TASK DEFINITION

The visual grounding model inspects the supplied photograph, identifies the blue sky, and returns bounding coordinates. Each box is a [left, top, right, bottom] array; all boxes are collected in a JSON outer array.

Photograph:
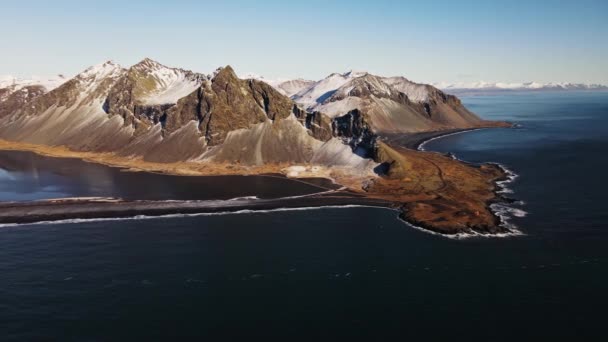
[[1, 0, 607, 83]]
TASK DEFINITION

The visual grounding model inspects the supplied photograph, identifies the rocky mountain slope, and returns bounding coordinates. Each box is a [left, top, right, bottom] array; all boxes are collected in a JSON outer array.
[[0, 75, 68, 118]]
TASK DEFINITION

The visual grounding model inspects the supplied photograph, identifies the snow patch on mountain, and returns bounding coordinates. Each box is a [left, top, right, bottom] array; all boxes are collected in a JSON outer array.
[[74, 61, 126, 104], [313, 97, 364, 118], [276, 79, 316, 97], [134, 59, 207, 105], [291, 71, 435, 114], [383, 76, 429, 102], [239, 73, 314, 97], [292, 72, 353, 109], [79, 61, 123, 81], [141, 71, 203, 106]]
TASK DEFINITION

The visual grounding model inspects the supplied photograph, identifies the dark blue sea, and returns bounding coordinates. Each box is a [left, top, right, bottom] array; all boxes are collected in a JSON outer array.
[[1, 92, 607, 340]]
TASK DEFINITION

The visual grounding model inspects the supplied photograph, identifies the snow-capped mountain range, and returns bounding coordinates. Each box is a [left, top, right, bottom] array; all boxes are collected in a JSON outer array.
[[8, 57, 596, 157], [242, 70, 431, 112], [5, 70, 604, 104], [432, 81, 608, 92], [0, 58, 500, 167]]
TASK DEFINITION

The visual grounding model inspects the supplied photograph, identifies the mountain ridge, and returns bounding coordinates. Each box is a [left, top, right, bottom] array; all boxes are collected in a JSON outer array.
[[0, 57, 507, 166]]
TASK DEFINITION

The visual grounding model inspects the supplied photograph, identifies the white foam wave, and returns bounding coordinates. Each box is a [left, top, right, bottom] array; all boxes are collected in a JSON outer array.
[[0, 205, 392, 228], [401, 220, 524, 240], [491, 204, 527, 218], [487, 163, 526, 234], [227, 196, 260, 201]]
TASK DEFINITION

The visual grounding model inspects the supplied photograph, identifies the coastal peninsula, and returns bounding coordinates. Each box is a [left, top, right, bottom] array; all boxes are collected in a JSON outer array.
[[0, 59, 514, 236]]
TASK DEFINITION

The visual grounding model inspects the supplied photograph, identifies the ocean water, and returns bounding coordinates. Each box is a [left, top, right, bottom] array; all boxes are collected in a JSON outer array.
[[422, 92, 608, 236], [1, 92, 607, 340], [0, 151, 331, 201]]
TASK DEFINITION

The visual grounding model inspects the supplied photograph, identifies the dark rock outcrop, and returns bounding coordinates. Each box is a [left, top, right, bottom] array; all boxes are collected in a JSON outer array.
[[332, 109, 376, 158], [293, 105, 332, 142], [167, 66, 295, 146]]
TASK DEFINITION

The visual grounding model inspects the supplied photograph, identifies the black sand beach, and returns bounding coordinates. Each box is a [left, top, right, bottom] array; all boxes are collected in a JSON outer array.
[[382, 128, 490, 150], [0, 193, 392, 225]]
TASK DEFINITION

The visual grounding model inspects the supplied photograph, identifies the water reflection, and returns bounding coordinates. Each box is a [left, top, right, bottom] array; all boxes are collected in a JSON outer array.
[[0, 151, 328, 202]]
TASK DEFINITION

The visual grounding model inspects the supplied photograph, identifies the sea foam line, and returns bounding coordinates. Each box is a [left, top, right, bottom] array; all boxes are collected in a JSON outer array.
[[0, 205, 394, 228], [402, 220, 524, 240]]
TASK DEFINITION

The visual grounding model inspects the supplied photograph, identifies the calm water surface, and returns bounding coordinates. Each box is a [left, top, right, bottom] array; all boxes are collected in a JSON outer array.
[[1, 92, 607, 340], [0, 151, 328, 201]]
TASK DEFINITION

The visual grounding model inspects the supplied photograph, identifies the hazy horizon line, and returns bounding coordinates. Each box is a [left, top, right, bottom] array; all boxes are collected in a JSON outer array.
[[1, 57, 606, 87]]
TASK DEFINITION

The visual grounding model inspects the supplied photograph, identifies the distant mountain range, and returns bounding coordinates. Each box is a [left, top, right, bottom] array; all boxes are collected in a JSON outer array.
[[431, 81, 608, 95], [0, 75, 68, 91]]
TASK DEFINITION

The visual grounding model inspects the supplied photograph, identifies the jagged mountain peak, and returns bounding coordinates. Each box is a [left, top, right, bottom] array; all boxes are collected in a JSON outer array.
[[291, 70, 391, 110], [128, 58, 208, 81], [210, 66, 241, 90], [213, 65, 238, 80], [326, 73, 394, 103], [129, 58, 198, 76], [131, 58, 173, 72], [383, 76, 430, 103], [342, 70, 369, 78], [137, 57, 159, 64], [115, 59, 208, 106], [323, 70, 369, 80], [292, 72, 355, 108], [78, 61, 124, 79]]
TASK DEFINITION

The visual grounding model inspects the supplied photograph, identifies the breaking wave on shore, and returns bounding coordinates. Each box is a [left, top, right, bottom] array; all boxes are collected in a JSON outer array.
[[0, 205, 395, 228], [490, 163, 527, 235]]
